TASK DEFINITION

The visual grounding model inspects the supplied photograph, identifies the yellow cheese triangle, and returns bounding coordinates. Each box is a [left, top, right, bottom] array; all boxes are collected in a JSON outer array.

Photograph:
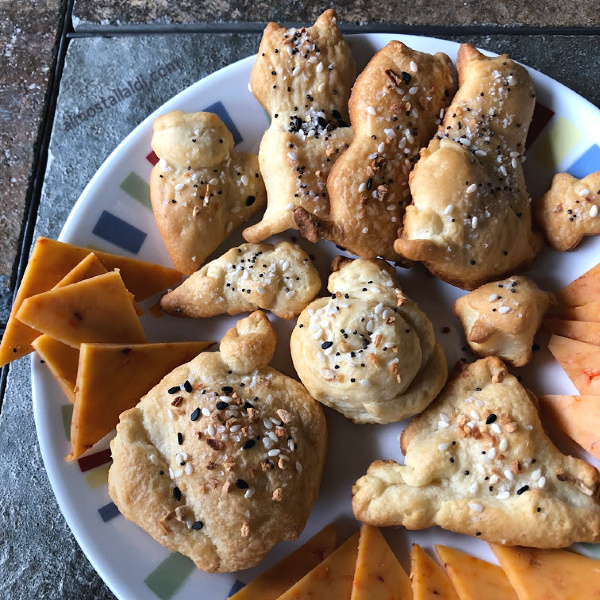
[[230, 524, 337, 600], [411, 544, 459, 600], [559, 263, 600, 307], [435, 545, 517, 600], [68, 340, 211, 460], [490, 544, 600, 600], [351, 524, 412, 600], [538, 394, 600, 461], [558, 300, 600, 322], [16, 272, 147, 348], [31, 335, 79, 403], [55, 252, 108, 286], [548, 334, 600, 395], [0, 238, 180, 366], [544, 319, 600, 346], [276, 532, 360, 600]]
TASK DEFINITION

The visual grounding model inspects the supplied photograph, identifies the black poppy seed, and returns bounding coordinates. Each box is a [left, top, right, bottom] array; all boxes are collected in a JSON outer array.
[[299, 324, 304, 328], [183, 380, 193, 393], [464, 470, 470, 475], [216, 401, 229, 410], [173, 487, 182, 501], [475, 387, 482, 391], [192, 521, 204, 530], [537, 507, 542, 512], [222, 386, 233, 393], [235, 479, 249, 490], [517, 485, 530, 495], [486, 414, 497, 425], [452, 441, 456, 445], [168, 386, 180, 394], [159, 470, 164, 475], [449, 457, 455, 463], [321, 341, 333, 350], [243, 440, 256, 450], [351, 378, 356, 383], [246, 195, 256, 206], [532, 343, 540, 352], [190, 408, 200, 421], [476, 532, 481, 536]]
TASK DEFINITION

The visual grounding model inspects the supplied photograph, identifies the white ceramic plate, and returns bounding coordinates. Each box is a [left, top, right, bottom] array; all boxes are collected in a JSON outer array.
[[32, 33, 600, 600]]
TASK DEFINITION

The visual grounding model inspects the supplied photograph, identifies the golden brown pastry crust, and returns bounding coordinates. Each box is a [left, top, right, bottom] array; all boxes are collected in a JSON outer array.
[[534, 171, 600, 251], [453, 276, 555, 367], [395, 44, 543, 290], [352, 357, 600, 548], [160, 241, 322, 320], [242, 9, 355, 243], [150, 111, 266, 274], [290, 258, 447, 423], [109, 312, 327, 572], [295, 41, 455, 261]]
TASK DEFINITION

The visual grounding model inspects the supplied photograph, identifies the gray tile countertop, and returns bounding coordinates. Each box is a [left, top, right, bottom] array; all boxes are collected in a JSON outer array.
[[0, 13, 599, 600]]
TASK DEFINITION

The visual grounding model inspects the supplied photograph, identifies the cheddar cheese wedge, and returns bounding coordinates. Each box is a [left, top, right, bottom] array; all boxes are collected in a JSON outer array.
[[548, 335, 600, 395], [558, 262, 600, 307], [276, 532, 360, 600], [435, 545, 517, 600], [68, 340, 212, 460], [230, 524, 337, 600], [490, 544, 600, 600], [556, 300, 600, 323], [351, 525, 411, 600], [544, 319, 600, 346], [411, 544, 458, 600], [31, 335, 79, 403]]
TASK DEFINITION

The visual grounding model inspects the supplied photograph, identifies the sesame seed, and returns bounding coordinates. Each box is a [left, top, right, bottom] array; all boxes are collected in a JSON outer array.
[[410, 60, 418, 72], [185, 463, 193, 475], [537, 476, 546, 488], [174, 183, 185, 191], [262, 437, 274, 449], [367, 106, 376, 115], [287, 151, 298, 160], [517, 485, 529, 495], [471, 216, 478, 229], [489, 474, 499, 484], [207, 424, 215, 436], [444, 204, 454, 215], [408, 86, 418, 95], [296, 461, 303, 473], [499, 438, 508, 451], [498, 306, 510, 314], [231, 425, 242, 433], [469, 482, 479, 494], [360, 379, 372, 387], [285, 202, 295, 210], [466, 183, 477, 194], [438, 421, 449, 429], [579, 188, 590, 197], [491, 423, 502, 434], [438, 443, 450, 451], [201, 407, 211, 417], [590, 205, 599, 217], [149, 454, 158, 465], [504, 469, 514, 481], [168, 386, 181, 395], [469, 502, 484, 512], [268, 449, 281, 457], [488, 294, 498, 301], [440, 413, 450, 423], [497, 491, 510, 500], [209, 178, 219, 185], [190, 408, 200, 421], [244, 487, 255, 499]]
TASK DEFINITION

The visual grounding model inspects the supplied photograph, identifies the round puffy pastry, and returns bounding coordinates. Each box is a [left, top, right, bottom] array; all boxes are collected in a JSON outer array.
[[290, 258, 447, 424], [108, 311, 327, 572]]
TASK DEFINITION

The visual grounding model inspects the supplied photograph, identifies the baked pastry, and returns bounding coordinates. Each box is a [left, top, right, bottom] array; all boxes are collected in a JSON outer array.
[[109, 311, 327, 572], [242, 9, 355, 243], [395, 44, 543, 290], [453, 275, 554, 367], [295, 41, 455, 261], [352, 357, 600, 548], [534, 171, 600, 251], [160, 241, 322, 320], [150, 111, 267, 274], [290, 257, 447, 424]]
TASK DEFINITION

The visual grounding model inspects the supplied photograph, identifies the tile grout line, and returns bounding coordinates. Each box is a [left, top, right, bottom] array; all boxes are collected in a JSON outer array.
[[0, 0, 75, 415]]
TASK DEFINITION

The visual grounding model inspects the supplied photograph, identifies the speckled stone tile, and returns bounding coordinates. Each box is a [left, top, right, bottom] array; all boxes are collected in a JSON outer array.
[[0, 0, 62, 325], [2, 30, 599, 600], [72, 0, 600, 31]]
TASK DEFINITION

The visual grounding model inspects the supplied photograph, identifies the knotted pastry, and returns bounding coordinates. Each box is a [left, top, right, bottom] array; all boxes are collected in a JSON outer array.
[[109, 311, 327, 572], [295, 41, 455, 261], [454, 275, 554, 367], [242, 9, 355, 243], [150, 111, 266, 274], [352, 357, 600, 548], [395, 44, 543, 290], [290, 257, 447, 424], [534, 171, 600, 251], [160, 241, 321, 320]]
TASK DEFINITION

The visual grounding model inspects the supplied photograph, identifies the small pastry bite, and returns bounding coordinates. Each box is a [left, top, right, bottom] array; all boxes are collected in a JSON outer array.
[[160, 241, 321, 320], [295, 41, 455, 261], [290, 258, 447, 424], [150, 111, 266, 274], [395, 44, 543, 290], [453, 276, 554, 367], [242, 9, 355, 244], [534, 171, 600, 251], [352, 357, 600, 548], [109, 311, 327, 572]]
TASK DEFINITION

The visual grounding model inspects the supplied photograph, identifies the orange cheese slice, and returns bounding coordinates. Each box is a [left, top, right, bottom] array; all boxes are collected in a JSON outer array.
[[538, 394, 600, 461], [411, 544, 458, 600], [276, 532, 360, 600], [16, 272, 147, 348], [230, 524, 337, 600], [435, 545, 517, 600], [490, 544, 600, 600], [544, 319, 600, 346], [351, 524, 411, 600], [55, 252, 108, 287], [559, 262, 600, 307], [31, 335, 79, 403], [556, 300, 600, 322], [548, 334, 600, 395], [0, 237, 180, 366], [68, 340, 211, 460]]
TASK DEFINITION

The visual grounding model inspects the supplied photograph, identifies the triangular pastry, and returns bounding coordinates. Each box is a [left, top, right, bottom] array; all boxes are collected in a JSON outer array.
[[242, 9, 355, 243], [295, 40, 455, 261], [150, 111, 267, 274], [160, 241, 321, 320], [352, 357, 600, 547], [395, 44, 542, 290]]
